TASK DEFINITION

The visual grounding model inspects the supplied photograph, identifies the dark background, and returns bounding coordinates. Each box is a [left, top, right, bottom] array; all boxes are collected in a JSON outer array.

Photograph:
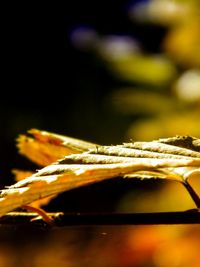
[[1, 1, 165, 211]]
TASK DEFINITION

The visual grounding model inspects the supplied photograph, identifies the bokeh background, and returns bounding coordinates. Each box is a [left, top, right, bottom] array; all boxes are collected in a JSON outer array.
[[1, 0, 200, 266]]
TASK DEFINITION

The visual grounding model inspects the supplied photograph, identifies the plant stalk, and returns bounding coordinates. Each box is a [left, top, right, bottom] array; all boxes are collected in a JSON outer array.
[[182, 180, 200, 209]]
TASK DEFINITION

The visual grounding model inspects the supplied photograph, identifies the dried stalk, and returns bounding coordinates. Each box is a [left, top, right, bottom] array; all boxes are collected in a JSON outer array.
[[0, 210, 199, 226]]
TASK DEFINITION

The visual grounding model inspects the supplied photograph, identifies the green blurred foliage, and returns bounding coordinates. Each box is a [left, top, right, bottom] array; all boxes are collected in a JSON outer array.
[[87, 0, 200, 142]]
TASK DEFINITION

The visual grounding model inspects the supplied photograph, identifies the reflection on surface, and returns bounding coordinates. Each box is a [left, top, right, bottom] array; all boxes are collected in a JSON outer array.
[[0, 224, 200, 267]]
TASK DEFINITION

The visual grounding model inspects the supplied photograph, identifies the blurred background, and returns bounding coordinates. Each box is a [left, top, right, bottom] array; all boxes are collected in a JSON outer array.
[[0, 0, 200, 266]]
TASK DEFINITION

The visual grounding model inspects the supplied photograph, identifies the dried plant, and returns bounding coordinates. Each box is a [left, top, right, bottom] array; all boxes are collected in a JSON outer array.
[[0, 129, 199, 223]]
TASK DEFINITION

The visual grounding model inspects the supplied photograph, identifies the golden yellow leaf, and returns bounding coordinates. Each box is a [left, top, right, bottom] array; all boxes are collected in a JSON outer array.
[[12, 169, 55, 209], [0, 129, 199, 218], [17, 128, 97, 166]]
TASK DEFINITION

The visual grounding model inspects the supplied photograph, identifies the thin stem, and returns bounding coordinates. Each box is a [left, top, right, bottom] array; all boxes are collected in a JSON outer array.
[[182, 180, 200, 209], [0, 211, 199, 226]]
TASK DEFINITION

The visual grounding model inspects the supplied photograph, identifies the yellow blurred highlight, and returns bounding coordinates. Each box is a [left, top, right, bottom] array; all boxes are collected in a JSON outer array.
[[117, 180, 198, 213], [126, 111, 200, 141], [147, 0, 197, 25], [174, 69, 200, 103], [111, 89, 177, 115], [104, 54, 177, 86], [163, 18, 200, 68]]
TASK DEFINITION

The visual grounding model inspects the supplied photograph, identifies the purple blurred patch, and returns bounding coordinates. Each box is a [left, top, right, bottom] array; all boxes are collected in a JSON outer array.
[[69, 25, 98, 51]]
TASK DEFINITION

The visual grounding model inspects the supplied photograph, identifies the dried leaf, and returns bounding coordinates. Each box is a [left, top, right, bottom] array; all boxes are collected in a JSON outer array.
[[12, 169, 34, 181], [12, 169, 55, 208], [0, 130, 200, 217], [17, 128, 97, 166]]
